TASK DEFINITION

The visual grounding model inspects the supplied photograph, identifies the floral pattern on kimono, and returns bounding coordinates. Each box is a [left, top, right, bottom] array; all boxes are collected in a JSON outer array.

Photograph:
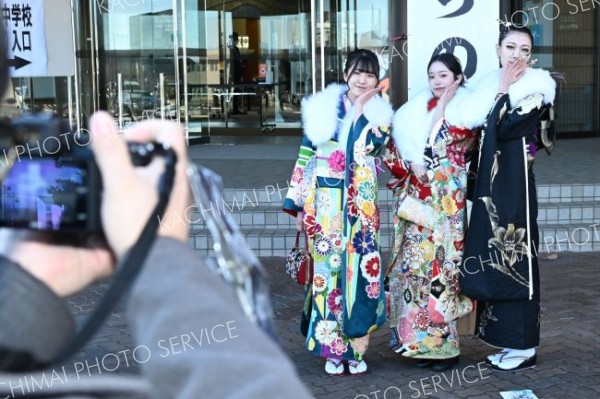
[[284, 88, 392, 361], [384, 119, 476, 359]]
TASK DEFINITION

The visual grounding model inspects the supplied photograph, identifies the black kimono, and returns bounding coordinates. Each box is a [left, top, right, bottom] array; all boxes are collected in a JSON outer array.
[[460, 68, 556, 349]]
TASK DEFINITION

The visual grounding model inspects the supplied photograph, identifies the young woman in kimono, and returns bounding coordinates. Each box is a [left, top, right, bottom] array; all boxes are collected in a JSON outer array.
[[283, 48, 393, 376], [459, 25, 557, 371], [383, 53, 479, 372]]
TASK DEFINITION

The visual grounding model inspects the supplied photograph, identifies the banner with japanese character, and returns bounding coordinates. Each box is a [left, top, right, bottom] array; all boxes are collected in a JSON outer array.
[[3, 0, 48, 77], [406, 0, 499, 97]]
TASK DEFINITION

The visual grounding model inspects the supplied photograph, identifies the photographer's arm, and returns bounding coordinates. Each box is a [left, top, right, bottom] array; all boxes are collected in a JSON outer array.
[[0, 255, 75, 363], [127, 237, 314, 398], [92, 113, 313, 398]]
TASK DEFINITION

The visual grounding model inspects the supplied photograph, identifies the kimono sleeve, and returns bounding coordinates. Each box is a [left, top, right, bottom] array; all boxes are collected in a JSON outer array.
[[282, 136, 316, 216], [496, 93, 544, 141], [353, 114, 390, 156], [383, 140, 411, 189]]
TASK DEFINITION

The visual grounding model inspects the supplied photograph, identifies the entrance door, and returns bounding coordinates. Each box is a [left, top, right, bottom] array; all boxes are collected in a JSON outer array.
[[310, 0, 390, 96], [91, 0, 179, 129], [179, 1, 315, 134], [81, 0, 390, 137]]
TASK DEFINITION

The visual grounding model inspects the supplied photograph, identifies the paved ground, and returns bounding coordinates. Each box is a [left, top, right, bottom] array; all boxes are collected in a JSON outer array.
[[268, 252, 600, 399], [65, 250, 600, 399], [57, 135, 600, 398]]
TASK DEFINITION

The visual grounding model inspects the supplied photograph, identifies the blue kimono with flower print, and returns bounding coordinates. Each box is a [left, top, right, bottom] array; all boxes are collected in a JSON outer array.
[[283, 87, 392, 361]]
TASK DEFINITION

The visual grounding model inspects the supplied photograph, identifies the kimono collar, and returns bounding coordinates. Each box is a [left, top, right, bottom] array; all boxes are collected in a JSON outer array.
[[392, 86, 476, 164], [301, 83, 393, 149]]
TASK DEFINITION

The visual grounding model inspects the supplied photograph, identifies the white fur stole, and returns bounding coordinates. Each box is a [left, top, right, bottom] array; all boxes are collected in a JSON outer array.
[[392, 86, 479, 163], [301, 83, 393, 152], [462, 67, 557, 128], [392, 67, 557, 163]]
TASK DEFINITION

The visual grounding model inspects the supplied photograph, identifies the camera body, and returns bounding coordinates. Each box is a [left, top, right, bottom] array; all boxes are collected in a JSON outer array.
[[0, 113, 161, 233]]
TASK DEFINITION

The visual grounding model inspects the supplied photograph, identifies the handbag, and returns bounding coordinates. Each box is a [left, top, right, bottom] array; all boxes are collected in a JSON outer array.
[[397, 192, 434, 230], [285, 231, 314, 285]]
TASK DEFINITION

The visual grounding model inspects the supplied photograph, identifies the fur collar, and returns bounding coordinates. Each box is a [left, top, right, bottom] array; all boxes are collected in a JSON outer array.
[[301, 83, 393, 150], [463, 67, 557, 128], [392, 67, 556, 164], [392, 86, 478, 163]]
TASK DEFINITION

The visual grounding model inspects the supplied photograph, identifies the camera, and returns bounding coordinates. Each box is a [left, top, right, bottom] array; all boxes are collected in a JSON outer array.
[[0, 113, 164, 233]]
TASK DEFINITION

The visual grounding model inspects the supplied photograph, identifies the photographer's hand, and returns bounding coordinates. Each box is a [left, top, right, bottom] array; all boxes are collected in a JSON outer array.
[[0, 112, 189, 298], [0, 229, 113, 297], [89, 112, 190, 257]]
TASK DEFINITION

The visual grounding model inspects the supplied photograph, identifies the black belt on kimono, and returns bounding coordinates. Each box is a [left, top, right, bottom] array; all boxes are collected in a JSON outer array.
[[316, 176, 344, 189]]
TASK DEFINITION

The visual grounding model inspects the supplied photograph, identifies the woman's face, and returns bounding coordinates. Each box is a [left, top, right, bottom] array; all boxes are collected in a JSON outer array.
[[344, 65, 378, 102], [428, 61, 458, 99], [497, 31, 532, 69]]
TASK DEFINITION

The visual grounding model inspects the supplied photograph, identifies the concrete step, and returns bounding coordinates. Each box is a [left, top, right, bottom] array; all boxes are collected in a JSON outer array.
[[212, 183, 600, 206], [536, 183, 600, 204], [187, 183, 600, 255], [190, 221, 600, 256], [538, 202, 600, 225], [188, 200, 600, 230], [189, 228, 395, 257], [539, 223, 600, 253]]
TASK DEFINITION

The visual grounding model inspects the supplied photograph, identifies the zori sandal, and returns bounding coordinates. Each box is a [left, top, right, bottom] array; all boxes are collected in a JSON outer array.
[[325, 358, 344, 376], [486, 349, 510, 366], [348, 359, 368, 376], [492, 354, 537, 371]]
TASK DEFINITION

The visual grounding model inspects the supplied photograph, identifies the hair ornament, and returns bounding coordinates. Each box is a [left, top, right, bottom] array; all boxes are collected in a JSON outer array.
[[497, 18, 512, 28]]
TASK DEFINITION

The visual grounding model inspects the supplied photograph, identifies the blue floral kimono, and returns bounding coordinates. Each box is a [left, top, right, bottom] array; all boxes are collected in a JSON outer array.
[[283, 83, 393, 361]]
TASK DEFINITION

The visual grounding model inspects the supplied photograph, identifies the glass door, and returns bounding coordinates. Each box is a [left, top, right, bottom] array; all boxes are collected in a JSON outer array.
[[90, 0, 179, 129], [178, 1, 315, 134], [311, 0, 390, 99], [75, 0, 391, 136]]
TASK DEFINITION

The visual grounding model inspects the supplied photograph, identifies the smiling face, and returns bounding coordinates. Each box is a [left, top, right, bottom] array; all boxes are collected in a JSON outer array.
[[497, 31, 532, 69], [427, 61, 458, 99], [344, 67, 378, 102]]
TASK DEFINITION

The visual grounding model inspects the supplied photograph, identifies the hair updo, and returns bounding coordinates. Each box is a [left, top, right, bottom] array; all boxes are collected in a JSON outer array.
[[427, 53, 465, 87], [498, 24, 534, 46]]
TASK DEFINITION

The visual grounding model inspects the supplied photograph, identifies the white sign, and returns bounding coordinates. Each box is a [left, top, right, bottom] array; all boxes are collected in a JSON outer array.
[[406, 0, 500, 97], [3, 0, 48, 77]]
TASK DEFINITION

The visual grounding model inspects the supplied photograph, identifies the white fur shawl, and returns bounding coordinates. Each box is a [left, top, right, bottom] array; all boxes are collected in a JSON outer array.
[[301, 83, 394, 151], [392, 86, 480, 163], [463, 67, 557, 128], [392, 67, 557, 163]]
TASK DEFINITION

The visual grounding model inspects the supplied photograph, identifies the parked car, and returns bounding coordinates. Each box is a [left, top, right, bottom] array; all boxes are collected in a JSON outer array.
[[106, 80, 158, 118]]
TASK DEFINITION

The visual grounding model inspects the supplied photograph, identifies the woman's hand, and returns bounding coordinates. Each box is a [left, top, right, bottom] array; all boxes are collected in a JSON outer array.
[[354, 86, 382, 118], [296, 213, 304, 232], [499, 58, 528, 93], [437, 78, 461, 109], [0, 112, 191, 298]]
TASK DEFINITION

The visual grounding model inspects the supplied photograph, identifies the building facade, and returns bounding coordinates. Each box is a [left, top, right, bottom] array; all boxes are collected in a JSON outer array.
[[3, 0, 598, 141]]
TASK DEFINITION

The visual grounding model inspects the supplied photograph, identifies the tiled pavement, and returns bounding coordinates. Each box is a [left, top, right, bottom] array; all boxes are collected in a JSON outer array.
[[62, 135, 600, 398], [66, 251, 600, 398]]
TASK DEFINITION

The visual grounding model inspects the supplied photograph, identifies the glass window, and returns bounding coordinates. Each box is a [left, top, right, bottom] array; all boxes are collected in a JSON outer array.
[[517, 0, 598, 135]]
